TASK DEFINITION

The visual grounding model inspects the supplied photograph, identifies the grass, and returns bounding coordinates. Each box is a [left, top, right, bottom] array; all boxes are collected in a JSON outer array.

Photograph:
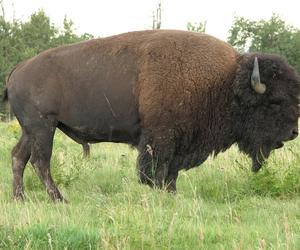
[[0, 121, 300, 249]]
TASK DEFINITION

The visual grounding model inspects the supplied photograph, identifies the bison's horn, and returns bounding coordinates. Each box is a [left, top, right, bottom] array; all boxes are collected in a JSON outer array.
[[251, 57, 266, 94]]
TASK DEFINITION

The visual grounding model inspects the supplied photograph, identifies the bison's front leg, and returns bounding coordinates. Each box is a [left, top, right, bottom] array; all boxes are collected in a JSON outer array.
[[164, 171, 179, 192], [137, 134, 177, 191], [136, 144, 158, 187]]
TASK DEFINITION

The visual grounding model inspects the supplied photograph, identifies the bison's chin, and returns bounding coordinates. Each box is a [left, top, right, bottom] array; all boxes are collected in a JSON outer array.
[[274, 141, 284, 149]]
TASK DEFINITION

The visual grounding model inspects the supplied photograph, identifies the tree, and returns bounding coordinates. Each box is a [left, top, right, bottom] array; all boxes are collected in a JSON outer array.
[[228, 14, 300, 73], [0, 0, 5, 19], [20, 10, 58, 58], [52, 16, 93, 46], [0, 16, 20, 89], [152, 1, 162, 30], [187, 21, 207, 33]]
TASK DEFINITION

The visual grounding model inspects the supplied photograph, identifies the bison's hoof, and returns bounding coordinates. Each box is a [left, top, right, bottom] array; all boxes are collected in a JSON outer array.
[[13, 193, 25, 202]]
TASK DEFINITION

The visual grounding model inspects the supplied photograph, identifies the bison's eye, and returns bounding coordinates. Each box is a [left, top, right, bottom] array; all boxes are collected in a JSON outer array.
[[268, 99, 284, 111], [269, 98, 284, 105], [270, 103, 281, 111]]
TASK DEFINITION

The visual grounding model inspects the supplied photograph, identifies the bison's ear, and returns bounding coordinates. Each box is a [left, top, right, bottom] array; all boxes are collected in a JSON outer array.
[[251, 57, 266, 94]]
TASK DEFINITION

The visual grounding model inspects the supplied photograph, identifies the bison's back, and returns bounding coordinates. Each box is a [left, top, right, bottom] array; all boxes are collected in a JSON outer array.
[[7, 30, 238, 145]]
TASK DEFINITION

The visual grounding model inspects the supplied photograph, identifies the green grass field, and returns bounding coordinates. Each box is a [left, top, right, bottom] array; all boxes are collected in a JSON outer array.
[[0, 121, 300, 249]]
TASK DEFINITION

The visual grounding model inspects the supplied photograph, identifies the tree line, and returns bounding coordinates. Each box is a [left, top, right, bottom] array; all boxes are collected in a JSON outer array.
[[228, 14, 300, 73], [1, 9, 300, 117]]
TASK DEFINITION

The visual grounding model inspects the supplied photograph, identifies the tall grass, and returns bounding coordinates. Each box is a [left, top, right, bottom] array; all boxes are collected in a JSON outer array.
[[0, 121, 300, 249]]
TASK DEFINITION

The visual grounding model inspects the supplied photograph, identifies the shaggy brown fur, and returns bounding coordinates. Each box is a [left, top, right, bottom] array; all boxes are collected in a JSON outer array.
[[135, 31, 239, 186], [4, 30, 300, 201]]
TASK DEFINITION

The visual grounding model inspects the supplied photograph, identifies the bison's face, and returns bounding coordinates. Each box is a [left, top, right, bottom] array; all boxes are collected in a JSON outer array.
[[248, 99, 299, 172], [232, 53, 300, 172]]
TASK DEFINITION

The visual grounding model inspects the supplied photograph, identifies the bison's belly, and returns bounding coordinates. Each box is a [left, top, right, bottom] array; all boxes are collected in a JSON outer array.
[[58, 119, 141, 145], [57, 88, 141, 145]]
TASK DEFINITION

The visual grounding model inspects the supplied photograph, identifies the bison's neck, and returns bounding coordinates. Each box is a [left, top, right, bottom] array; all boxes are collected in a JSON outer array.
[[176, 80, 237, 170], [199, 88, 235, 150]]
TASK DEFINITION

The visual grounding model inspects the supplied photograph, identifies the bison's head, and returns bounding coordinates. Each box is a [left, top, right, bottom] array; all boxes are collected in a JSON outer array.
[[232, 53, 300, 172]]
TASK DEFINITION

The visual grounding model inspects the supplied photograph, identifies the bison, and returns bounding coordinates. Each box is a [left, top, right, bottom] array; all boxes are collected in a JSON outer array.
[[4, 30, 300, 202]]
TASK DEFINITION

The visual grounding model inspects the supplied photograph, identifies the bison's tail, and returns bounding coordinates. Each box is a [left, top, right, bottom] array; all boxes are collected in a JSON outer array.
[[3, 61, 28, 103], [3, 63, 19, 103], [3, 88, 8, 102], [3, 72, 10, 102]]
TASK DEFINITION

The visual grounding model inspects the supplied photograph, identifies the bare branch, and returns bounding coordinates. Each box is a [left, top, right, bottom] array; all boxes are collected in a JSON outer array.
[[0, 0, 5, 20]]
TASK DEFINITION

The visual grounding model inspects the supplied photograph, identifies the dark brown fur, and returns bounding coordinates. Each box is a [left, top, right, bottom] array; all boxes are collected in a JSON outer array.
[[5, 30, 300, 201]]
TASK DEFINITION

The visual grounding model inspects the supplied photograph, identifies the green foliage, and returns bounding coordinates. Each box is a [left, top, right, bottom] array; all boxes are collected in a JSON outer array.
[[0, 16, 20, 88], [20, 10, 57, 55], [228, 14, 300, 73], [0, 10, 93, 116], [1, 121, 300, 248], [52, 16, 94, 46], [187, 21, 207, 33]]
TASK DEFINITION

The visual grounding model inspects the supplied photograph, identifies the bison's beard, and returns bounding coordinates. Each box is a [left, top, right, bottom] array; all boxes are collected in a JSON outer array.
[[251, 148, 271, 172], [251, 140, 286, 171], [238, 140, 275, 172]]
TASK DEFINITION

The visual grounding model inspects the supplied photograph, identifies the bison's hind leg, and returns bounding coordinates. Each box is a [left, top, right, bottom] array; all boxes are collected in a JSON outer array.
[[29, 119, 66, 202], [12, 130, 31, 200], [82, 143, 90, 157]]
